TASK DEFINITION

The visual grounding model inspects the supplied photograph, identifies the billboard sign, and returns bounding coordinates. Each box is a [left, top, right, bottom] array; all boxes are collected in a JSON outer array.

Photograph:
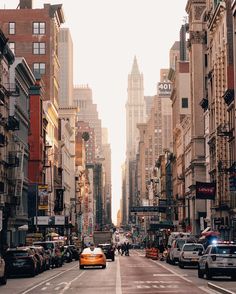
[[34, 216, 49, 225], [55, 215, 65, 225], [158, 82, 172, 97], [130, 206, 167, 214], [38, 185, 48, 210], [196, 182, 216, 200]]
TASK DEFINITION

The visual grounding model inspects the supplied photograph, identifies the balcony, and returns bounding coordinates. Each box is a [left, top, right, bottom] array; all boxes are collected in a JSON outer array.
[[217, 123, 233, 137]]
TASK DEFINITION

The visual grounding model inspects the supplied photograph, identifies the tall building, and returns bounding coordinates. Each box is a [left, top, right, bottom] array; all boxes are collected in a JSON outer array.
[[124, 56, 146, 224], [102, 128, 112, 225], [158, 69, 173, 152], [0, 0, 65, 105], [169, 36, 191, 230], [126, 56, 146, 160], [144, 96, 154, 119], [77, 121, 96, 165], [0, 0, 65, 217], [58, 28, 73, 107], [186, 0, 207, 234], [74, 85, 102, 157]]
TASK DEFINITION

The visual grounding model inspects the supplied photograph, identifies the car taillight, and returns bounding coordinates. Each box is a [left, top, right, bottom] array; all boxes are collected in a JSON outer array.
[[96, 254, 103, 258]]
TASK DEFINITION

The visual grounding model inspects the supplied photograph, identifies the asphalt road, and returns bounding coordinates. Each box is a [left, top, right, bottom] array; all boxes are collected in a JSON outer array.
[[1, 250, 236, 294]]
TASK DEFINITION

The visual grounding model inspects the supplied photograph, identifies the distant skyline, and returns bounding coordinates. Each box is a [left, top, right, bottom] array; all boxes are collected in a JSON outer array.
[[2, 0, 188, 224]]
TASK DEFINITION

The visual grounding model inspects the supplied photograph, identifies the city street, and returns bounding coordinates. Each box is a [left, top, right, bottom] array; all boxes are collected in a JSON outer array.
[[2, 249, 236, 294]]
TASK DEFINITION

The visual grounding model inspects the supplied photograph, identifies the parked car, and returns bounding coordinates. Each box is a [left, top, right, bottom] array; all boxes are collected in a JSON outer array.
[[33, 241, 63, 268], [198, 243, 236, 280], [67, 245, 80, 260], [63, 246, 73, 263], [167, 235, 197, 264], [5, 247, 38, 277], [179, 243, 204, 268], [168, 238, 187, 264], [97, 243, 115, 261], [79, 247, 106, 269], [0, 254, 7, 285], [30, 246, 44, 273]]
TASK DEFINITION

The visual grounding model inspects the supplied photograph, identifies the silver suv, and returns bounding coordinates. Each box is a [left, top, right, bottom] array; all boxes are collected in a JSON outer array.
[[179, 243, 204, 268], [198, 243, 236, 280]]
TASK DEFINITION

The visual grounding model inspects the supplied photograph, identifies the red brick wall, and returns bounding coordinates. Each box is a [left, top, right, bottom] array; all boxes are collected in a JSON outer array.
[[0, 8, 55, 101]]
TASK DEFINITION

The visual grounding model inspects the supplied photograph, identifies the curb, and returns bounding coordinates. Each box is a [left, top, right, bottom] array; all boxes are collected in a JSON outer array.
[[208, 282, 236, 294]]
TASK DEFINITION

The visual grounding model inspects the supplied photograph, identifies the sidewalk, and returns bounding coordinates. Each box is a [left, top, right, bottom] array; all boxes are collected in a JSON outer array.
[[208, 281, 236, 294]]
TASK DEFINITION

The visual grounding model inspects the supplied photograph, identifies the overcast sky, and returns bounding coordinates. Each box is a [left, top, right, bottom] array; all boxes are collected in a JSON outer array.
[[3, 0, 188, 225]]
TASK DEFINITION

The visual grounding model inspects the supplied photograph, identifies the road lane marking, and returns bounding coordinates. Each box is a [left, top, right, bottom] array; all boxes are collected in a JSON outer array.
[[59, 272, 85, 294], [21, 263, 79, 294], [41, 287, 47, 291], [198, 286, 218, 294], [116, 256, 122, 294], [151, 260, 192, 283], [134, 281, 180, 284], [153, 273, 188, 277]]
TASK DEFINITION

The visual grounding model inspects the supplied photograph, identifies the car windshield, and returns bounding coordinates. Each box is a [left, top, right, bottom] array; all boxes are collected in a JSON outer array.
[[177, 240, 186, 249], [34, 242, 54, 250], [82, 248, 102, 254], [183, 245, 203, 251], [212, 246, 236, 255], [98, 244, 110, 250], [7, 251, 29, 257]]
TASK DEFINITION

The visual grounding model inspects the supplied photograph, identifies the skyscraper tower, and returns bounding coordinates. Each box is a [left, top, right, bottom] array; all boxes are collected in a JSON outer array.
[[126, 56, 146, 160], [124, 56, 146, 224]]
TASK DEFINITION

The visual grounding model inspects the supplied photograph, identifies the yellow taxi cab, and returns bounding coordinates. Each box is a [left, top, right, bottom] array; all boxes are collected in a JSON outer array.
[[79, 245, 106, 269]]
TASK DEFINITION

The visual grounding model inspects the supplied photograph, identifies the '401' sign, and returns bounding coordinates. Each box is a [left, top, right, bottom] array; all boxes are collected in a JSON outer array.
[[158, 82, 171, 96]]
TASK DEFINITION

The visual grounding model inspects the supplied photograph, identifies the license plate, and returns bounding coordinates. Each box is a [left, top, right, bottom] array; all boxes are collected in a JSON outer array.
[[192, 258, 198, 261], [13, 262, 24, 266]]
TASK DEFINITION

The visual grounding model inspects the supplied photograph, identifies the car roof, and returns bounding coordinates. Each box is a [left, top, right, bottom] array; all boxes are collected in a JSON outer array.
[[183, 243, 203, 246], [7, 247, 30, 251], [211, 244, 236, 247]]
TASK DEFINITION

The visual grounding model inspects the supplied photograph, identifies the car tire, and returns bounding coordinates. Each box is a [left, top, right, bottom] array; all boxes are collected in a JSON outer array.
[[205, 265, 212, 280], [80, 265, 84, 269], [31, 268, 36, 277], [102, 265, 106, 269], [112, 256, 115, 262], [198, 267, 204, 279], [0, 273, 7, 285], [179, 262, 184, 269]]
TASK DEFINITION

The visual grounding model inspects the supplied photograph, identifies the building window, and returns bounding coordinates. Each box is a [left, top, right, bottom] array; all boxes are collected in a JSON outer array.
[[33, 22, 46, 35], [33, 63, 46, 75], [182, 97, 188, 108], [9, 42, 15, 54], [9, 22, 15, 35], [33, 42, 45, 54]]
